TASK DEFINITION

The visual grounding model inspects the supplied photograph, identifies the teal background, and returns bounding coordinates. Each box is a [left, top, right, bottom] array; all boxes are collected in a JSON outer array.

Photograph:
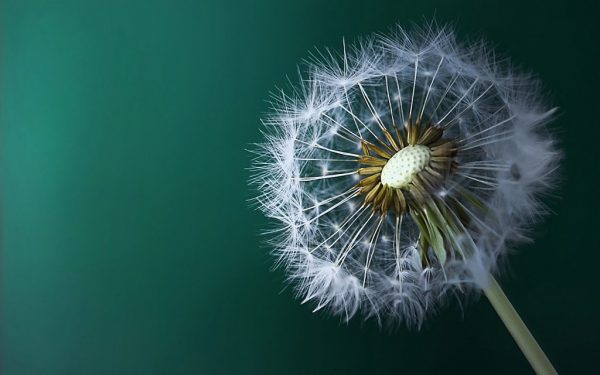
[[1, 0, 599, 374]]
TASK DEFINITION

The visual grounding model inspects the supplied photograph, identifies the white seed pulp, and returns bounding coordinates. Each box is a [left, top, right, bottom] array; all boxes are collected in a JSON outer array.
[[380, 145, 431, 188]]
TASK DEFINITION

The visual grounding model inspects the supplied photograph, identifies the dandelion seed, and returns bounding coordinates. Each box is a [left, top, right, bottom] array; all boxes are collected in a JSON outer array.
[[250, 23, 560, 374]]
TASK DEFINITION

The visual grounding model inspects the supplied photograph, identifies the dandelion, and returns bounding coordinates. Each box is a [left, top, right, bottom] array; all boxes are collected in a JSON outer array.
[[251, 24, 559, 373]]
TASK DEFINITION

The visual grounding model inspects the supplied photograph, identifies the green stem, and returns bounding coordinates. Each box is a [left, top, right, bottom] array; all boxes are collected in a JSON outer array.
[[483, 276, 557, 375]]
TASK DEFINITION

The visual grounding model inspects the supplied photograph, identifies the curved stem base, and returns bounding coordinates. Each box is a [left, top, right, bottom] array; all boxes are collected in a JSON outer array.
[[483, 276, 557, 375]]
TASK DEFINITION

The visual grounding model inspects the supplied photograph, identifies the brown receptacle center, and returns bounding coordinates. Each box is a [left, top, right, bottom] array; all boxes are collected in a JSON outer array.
[[353, 120, 457, 216]]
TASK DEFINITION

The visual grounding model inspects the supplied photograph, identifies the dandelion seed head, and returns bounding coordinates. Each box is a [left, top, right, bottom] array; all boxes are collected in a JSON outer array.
[[250, 24, 560, 327]]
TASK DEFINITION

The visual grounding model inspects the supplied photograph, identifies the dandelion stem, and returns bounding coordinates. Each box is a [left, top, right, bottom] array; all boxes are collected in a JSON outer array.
[[483, 276, 557, 375]]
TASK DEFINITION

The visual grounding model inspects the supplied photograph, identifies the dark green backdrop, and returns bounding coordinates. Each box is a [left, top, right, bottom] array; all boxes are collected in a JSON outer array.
[[1, 0, 599, 374]]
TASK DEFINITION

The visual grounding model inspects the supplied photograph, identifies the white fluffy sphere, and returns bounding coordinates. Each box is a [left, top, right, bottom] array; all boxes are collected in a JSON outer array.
[[251, 25, 559, 327]]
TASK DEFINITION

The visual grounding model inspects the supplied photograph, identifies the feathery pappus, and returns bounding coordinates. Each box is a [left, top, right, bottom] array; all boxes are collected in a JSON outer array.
[[250, 24, 559, 328]]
